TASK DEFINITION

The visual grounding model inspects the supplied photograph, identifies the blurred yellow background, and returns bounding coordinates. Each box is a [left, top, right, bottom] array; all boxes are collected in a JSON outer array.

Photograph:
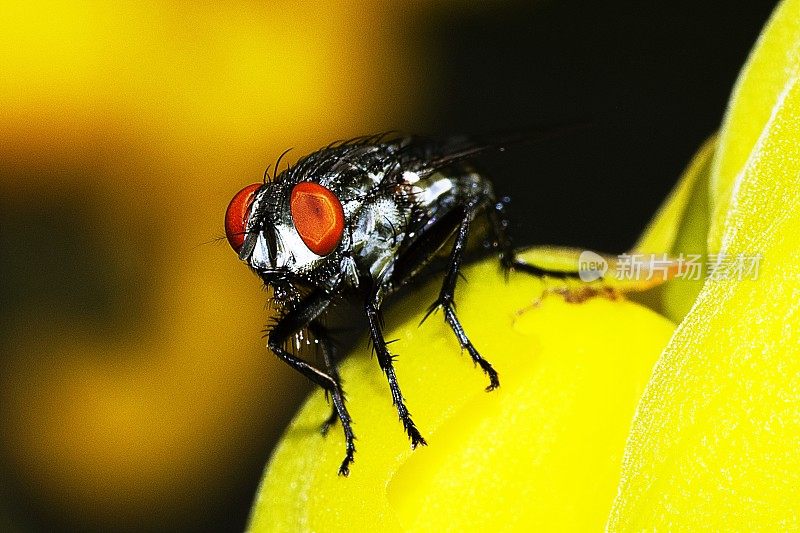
[[0, 1, 776, 531], [0, 2, 423, 531]]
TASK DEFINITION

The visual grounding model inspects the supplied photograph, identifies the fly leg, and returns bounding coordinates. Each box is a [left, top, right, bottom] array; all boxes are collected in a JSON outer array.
[[307, 321, 344, 436], [365, 297, 427, 448], [421, 198, 500, 391], [486, 199, 634, 311], [268, 290, 355, 476], [487, 197, 571, 278]]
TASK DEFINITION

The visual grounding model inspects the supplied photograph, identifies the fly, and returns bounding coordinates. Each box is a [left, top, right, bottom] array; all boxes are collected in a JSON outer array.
[[224, 133, 575, 475]]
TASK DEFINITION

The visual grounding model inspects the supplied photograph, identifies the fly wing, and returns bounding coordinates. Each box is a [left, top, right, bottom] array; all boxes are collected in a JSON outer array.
[[390, 169, 496, 290], [390, 201, 468, 290], [394, 123, 591, 178]]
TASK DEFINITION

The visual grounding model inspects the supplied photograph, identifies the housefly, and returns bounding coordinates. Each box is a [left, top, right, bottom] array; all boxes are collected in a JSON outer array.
[[225, 133, 574, 475]]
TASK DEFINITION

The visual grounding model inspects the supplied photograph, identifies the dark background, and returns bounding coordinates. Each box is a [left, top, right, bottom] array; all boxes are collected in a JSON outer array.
[[0, 1, 778, 531], [413, 1, 776, 251]]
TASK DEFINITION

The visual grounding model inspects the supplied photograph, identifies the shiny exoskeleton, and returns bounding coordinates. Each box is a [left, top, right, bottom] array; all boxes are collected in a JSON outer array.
[[225, 134, 561, 475]]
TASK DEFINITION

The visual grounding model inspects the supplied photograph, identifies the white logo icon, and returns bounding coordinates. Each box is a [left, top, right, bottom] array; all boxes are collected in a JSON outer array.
[[578, 250, 608, 282]]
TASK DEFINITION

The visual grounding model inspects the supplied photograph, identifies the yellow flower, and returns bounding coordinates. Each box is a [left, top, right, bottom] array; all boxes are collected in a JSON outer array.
[[250, 0, 800, 529], [610, 0, 800, 527], [250, 253, 676, 531]]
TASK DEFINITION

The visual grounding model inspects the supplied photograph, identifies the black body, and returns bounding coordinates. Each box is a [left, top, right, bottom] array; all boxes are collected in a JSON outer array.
[[232, 135, 560, 475]]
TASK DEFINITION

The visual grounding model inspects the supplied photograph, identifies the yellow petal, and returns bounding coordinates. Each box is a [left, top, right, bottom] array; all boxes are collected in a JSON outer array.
[[632, 135, 715, 258], [631, 136, 715, 322], [249, 258, 674, 531], [609, 0, 800, 527], [709, 0, 800, 251]]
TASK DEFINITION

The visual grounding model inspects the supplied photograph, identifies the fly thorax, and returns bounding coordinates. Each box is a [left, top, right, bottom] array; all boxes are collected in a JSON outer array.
[[352, 197, 409, 281]]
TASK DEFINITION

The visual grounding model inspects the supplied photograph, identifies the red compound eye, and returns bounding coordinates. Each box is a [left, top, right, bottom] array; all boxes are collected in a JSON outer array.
[[290, 182, 344, 256], [225, 183, 262, 252]]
